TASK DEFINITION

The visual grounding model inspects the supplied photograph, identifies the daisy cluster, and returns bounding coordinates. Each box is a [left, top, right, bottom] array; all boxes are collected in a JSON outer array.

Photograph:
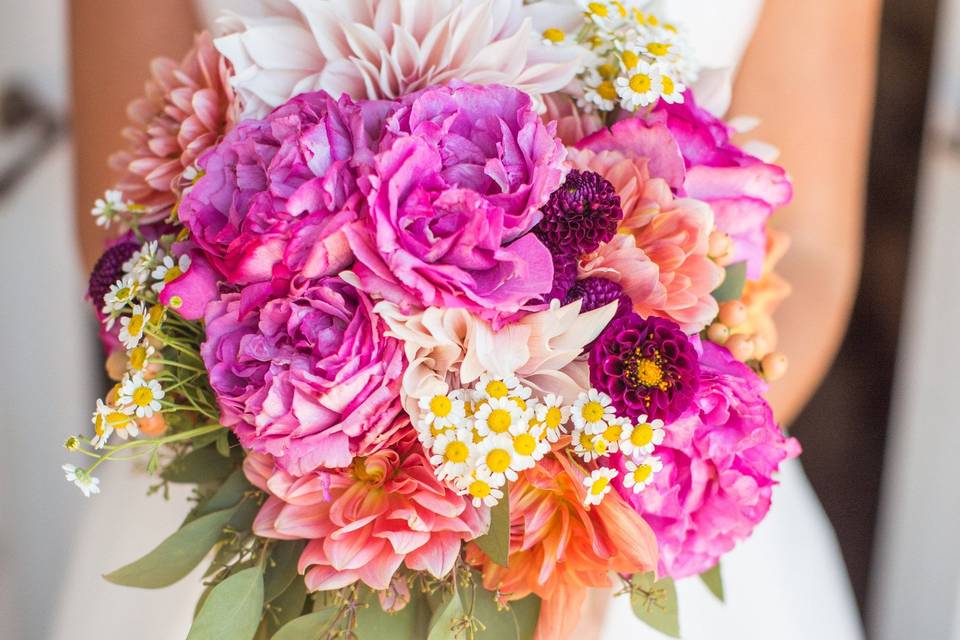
[[543, 1, 698, 113]]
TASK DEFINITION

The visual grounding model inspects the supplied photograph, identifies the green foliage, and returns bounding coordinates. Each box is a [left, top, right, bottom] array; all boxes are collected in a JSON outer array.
[[162, 445, 235, 484], [187, 567, 264, 640], [700, 562, 725, 602], [629, 572, 680, 638], [264, 541, 307, 603], [712, 261, 748, 302], [271, 609, 338, 640], [355, 586, 429, 639], [472, 486, 510, 567], [268, 578, 310, 636], [428, 588, 466, 640], [461, 572, 540, 640]]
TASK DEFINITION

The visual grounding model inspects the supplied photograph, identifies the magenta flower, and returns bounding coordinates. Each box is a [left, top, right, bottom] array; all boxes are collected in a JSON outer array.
[[615, 342, 801, 578], [344, 83, 566, 325], [179, 92, 392, 285], [589, 313, 700, 423], [201, 276, 406, 475]]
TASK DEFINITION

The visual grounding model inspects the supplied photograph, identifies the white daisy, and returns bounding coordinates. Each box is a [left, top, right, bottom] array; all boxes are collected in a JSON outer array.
[[571, 426, 608, 462], [126, 344, 156, 374], [429, 428, 474, 481], [457, 469, 505, 508], [571, 389, 617, 433], [581, 70, 620, 112], [583, 467, 618, 507], [596, 417, 627, 455], [118, 303, 148, 350], [620, 417, 666, 457], [507, 422, 549, 471], [124, 241, 159, 284], [91, 189, 127, 228], [418, 390, 467, 430], [623, 455, 663, 493], [151, 253, 191, 293], [474, 397, 524, 437], [119, 374, 165, 418], [475, 374, 526, 401], [536, 394, 571, 443], [62, 464, 101, 497], [91, 399, 136, 449], [102, 276, 138, 315], [615, 58, 664, 111], [474, 434, 518, 484]]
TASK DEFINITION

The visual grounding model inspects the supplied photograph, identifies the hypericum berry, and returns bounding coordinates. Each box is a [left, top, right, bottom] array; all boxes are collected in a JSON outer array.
[[87, 242, 140, 305], [534, 170, 623, 255]]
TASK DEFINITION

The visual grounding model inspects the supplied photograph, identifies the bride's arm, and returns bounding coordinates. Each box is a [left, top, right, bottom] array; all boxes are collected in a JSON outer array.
[[731, 0, 882, 426], [70, 1, 199, 272]]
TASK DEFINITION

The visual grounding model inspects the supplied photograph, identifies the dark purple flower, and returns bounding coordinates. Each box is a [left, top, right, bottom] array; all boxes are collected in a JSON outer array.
[[566, 277, 632, 318], [88, 242, 139, 305], [534, 170, 623, 255], [542, 250, 578, 304], [589, 313, 699, 423]]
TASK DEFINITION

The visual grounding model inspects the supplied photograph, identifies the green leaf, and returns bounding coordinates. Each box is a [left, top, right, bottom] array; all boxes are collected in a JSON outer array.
[[462, 573, 540, 640], [355, 587, 429, 640], [712, 261, 748, 302], [270, 609, 337, 640], [188, 567, 264, 640], [104, 506, 237, 588], [162, 446, 236, 484], [264, 541, 307, 603], [428, 589, 465, 640], [700, 562, 725, 602], [473, 486, 510, 567], [268, 576, 308, 633], [196, 469, 253, 517], [630, 572, 680, 639], [215, 430, 232, 457]]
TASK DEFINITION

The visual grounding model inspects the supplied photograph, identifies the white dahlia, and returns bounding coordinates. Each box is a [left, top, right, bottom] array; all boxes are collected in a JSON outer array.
[[215, 0, 582, 118]]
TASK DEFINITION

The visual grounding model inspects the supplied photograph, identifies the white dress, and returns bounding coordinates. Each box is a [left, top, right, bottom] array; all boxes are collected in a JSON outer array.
[[49, 2, 862, 639]]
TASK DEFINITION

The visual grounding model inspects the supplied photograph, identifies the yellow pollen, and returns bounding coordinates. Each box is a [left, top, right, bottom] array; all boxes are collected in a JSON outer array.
[[646, 42, 671, 57], [444, 441, 469, 463], [629, 73, 652, 93], [581, 401, 605, 423], [631, 423, 655, 447], [129, 347, 148, 370], [148, 304, 164, 325], [587, 2, 609, 17], [485, 380, 509, 399], [543, 28, 566, 43], [545, 406, 563, 429], [487, 409, 512, 434], [603, 423, 623, 442], [430, 395, 452, 418], [622, 50, 640, 70], [625, 349, 669, 390], [127, 315, 145, 336], [513, 433, 537, 456], [469, 479, 492, 499], [590, 476, 611, 495], [486, 449, 511, 473], [597, 80, 618, 101], [579, 432, 594, 450], [107, 411, 130, 427], [633, 8, 646, 24], [633, 464, 653, 484], [611, 1, 628, 17], [116, 287, 132, 301], [132, 387, 154, 407], [664, 23, 678, 33], [662, 75, 676, 95], [647, 14, 660, 26], [597, 63, 619, 80], [594, 438, 609, 455], [512, 397, 527, 412], [163, 267, 183, 283]]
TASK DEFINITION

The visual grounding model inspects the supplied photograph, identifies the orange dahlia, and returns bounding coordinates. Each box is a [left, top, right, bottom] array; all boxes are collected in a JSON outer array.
[[467, 452, 658, 640]]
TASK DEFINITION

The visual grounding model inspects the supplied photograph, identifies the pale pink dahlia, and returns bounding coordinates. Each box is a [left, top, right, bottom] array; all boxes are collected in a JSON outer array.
[[570, 142, 724, 334], [215, 0, 580, 119], [110, 32, 235, 221], [244, 431, 487, 591], [614, 342, 801, 578]]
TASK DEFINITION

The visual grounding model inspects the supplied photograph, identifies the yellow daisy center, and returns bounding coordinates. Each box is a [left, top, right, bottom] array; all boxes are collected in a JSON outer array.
[[597, 80, 618, 101], [629, 73, 652, 94], [430, 395, 452, 418], [581, 401, 605, 423], [129, 347, 148, 370], [132, 387, 154, 407], [444, 441, 470, 463], [603, 423, 623, 442], [486, 449, 512, 473], [622, 50, 640, 70], [545, 406, 563, 429], [163, 267, 183, 283], [631, 423, 655, 447], [633, 464, 653, 484], [579, 431, 594, 450], [487, 409, 512, 434], [587, 2, 609, 17], [512, 397, 527, 412], [127, 314, 145, 336], [94, 414, 105, 437], [646, 42, 671, 57], [591, 476, 611, 495], [594, 438, 609, 455], [148, 304, 164, 325], [485, 380, 509, 399], [469, 479, 492, 499], [513, 433, 537, 456], [116, 286, 133, 301], [543, 28, 566, 43], [611, 1, 628, 17], [597, 63, 619, 80], [107, 411, 130, 427], [662, 75, 676, 95]]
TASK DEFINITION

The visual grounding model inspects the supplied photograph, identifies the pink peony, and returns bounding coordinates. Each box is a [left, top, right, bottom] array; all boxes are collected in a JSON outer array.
[[344, 83, 566, 326], [244, 431, 487, 591], [614, 342, 801, 578], [179, 92, 394, 285], [651, 96, 793, 279], [570, 143, 724, 334], [110, 32, 235, 222], [201, 276, 406, 475]]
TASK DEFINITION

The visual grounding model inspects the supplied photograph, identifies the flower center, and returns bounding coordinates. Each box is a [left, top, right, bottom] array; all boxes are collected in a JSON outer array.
[[163, 267, 183, 283], [603, 423, 623, 442], [486, 449, 512, 473], [597, 63, 619, 80], [543, 28, 566, 43], [581, 401, 605, 423], [587, 2, 609, 17], [445, 441, 469, 463], [579, 431, 594, 450], [545, 406, 563, 429], [469, 479, 492, 499], [631, 423, 654, 447], [107, 411, 129, 427], [597, 80, 618, 100], [590, 477, 611, 495], [127, 314, 145, 336], [430, 395, 452, 418], [129, 347, 148, 370], [513, 433, 537, 456], [624, 349, 669, 390], [633, 464, 653, 484], [352, 457, 386, 484], [662, 75, 675, 95], [646, 42, 671, 57], [132, 387, 154, 407], [629, 73, 652, 93], [487, 409, 512, 433], [622, 50, 640, 70], [485, 380, 509, 399]]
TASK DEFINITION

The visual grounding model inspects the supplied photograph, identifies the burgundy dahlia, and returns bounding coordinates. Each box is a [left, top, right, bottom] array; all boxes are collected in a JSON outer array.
[[542, 250, 579, 304], [566, 277, 633, 318], [87, 241, 140, 305], [534, 169, 623, 255], [589, 313, 700, 423]]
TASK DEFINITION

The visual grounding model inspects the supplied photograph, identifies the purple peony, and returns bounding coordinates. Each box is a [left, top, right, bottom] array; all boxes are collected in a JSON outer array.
[[344, 83, 566, 326], [201, 275, 407, 475], [614, 342, 801, 578], [179, 92, 395, 285], [589, 313, 700, 423]]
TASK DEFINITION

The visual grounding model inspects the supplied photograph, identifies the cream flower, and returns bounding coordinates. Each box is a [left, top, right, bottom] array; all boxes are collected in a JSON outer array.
[[215, 0, 581, 119], [417, 390, 467, 430], [119, 374, 165, 418], [535, 393, 571, 442], [620, 416, 665, 457], [457, 469, 505, 508], [118, 304, 148, 350], [62, 464, 101, 497], [151, 254, 191, 293], [91, 399, 136, 449], [474, 434, 518, 484], [429, 428, 474, 481], [474, 397, 524, 437], [583, 467, 618, 507], [571, 389, 616, 433], [623, 455, 663, 493]]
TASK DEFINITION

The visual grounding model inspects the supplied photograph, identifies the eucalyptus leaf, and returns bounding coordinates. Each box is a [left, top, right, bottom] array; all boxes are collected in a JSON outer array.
[[473, 485, 510, 567], [187, 567, 264, 640], [462, 574, 540, 640], [268, 576, 308, 633], [162, 446, 236, 484], [356, 587, 428, 640], [271, 609, 337, 640], [630, 572, 680, 639], [196, 469, 253, 517], [215, 430, 232, 457], [264, 541, 307, 603], [428, 590, 465, 640], [700, 562, 725, 602], [712, 261, 748, 303], [104, 506, 237, 588]]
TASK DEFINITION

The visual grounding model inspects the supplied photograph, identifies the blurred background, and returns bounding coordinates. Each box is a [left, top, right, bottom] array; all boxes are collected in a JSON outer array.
[[1, 0, 958, 638]]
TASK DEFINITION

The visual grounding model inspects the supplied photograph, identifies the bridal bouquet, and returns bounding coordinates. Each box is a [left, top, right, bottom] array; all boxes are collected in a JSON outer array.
[[65, 1, 800, 638]]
